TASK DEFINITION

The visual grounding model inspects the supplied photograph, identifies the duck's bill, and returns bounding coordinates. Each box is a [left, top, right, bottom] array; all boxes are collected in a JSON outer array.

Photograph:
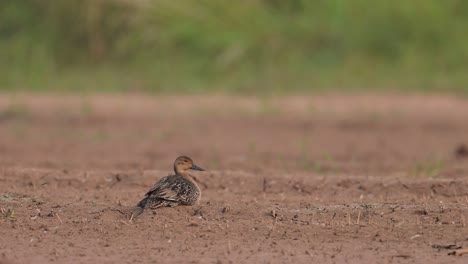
[[190, 164, 205, 171]]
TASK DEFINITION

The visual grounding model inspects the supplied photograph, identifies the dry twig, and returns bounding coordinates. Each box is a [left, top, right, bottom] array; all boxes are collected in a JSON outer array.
[[449, 249, 468, 256]]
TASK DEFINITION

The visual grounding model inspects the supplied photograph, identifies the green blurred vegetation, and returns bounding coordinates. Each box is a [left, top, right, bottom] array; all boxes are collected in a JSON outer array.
[[1, 0, 468, 94]]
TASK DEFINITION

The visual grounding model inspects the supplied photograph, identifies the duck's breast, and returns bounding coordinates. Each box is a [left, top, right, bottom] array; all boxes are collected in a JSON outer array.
[[182, 176, 201, 205]]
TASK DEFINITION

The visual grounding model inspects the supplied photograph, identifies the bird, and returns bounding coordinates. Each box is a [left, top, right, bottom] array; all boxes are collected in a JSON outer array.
[[131, 156, 205, 219]]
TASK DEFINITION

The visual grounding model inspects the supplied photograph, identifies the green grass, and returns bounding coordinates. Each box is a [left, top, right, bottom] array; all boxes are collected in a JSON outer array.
[[412, 157, 446, 178], [0, 207, 16, 221], [2, 0, 468, 94]]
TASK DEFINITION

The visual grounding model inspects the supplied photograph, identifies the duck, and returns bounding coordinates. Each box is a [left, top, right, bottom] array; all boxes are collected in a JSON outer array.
[[131, 156, 205, 218]]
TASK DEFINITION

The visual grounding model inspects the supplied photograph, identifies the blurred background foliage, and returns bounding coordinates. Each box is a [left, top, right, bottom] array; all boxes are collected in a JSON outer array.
[[1, 0, 468, 93]]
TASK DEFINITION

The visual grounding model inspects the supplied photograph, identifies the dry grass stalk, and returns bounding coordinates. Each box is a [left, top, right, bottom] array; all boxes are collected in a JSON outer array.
[[55, 212, 63, 224], [451, 249, 468, 256]]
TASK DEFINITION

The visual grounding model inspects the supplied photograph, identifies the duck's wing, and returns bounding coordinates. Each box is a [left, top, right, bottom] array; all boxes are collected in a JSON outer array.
[[144, 175, 180, 202], [145, 175, 170, 196]]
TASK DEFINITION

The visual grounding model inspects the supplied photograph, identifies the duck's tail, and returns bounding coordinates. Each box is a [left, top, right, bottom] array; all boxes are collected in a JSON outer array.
[[130, 197, 148, 219], [136, 196, 148, 208]]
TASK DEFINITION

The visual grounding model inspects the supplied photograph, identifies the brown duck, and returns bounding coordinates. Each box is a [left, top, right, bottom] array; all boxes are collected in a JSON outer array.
[[132, 156, 205, 218]]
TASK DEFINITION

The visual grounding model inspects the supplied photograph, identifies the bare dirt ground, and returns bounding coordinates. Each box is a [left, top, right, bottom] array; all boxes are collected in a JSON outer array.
[[0, 94, 468, 263]]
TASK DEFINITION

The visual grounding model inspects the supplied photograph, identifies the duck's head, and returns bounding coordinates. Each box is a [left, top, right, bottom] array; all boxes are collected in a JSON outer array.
[[174, 156, 205, 174]]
